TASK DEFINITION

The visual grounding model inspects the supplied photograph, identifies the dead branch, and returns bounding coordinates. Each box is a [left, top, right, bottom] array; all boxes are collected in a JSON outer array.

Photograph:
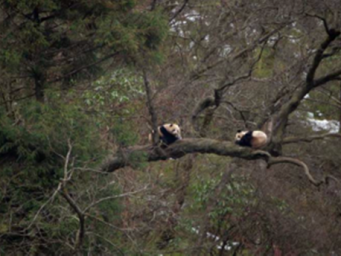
[[305, 13, 331, 37], [82, 186, 149, 213], [59, 140, 85, 251], [169, 0, 189, 23], [190, 25, 286, 81], [27, 139, 73, 230], [191, 40, 267, 133], [61, 189, 85, 250], [267, 156, 322, 186], [306, 29, 340, 85], [283, 133, 341, 144]]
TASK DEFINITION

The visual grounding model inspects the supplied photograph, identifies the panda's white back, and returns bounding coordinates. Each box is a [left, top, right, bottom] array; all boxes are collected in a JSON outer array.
[[252, 131, 268, 148]]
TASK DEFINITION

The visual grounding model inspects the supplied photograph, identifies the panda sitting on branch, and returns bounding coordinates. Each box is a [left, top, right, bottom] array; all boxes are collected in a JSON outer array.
[[149, 123, 182, 147]]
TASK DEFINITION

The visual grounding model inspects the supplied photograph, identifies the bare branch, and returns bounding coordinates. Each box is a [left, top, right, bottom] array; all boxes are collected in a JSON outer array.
[[268, 30, 340, 154], [191, 41, 266, 133], [27, 139, 73, 230], [190, 25, 286, 81], [27, 182, 63, 230], [313, 68, 341, 88], [169, 0, 189, 23], [283, 133, 341, 144], [61, 189, 85, 250], [48, 52, 118, 83], [305, 13, 330, 36], [267, 156, 322, 186], [306, 29, 340, 85], [83, 186, 149, 213]]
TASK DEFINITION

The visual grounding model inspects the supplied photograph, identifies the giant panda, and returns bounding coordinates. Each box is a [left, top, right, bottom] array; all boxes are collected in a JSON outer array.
[[149, 123, 182, 146], [235, 130, 268, 149]]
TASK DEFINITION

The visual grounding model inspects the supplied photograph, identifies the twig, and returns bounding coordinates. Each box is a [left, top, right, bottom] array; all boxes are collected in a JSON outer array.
[[61, 189, 85, 250], [169, 0, 189, 23], [27, 139, 73, 230], [83, 186, 149, 213]]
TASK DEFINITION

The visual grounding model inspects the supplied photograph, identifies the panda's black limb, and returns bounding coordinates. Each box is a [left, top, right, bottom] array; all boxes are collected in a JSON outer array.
[[160, 126, 178, 145], [237, 131, 253, 147]]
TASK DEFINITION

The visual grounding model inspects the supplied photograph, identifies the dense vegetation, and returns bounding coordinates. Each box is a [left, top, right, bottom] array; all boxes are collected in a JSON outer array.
[[1, 0, 341, 255]]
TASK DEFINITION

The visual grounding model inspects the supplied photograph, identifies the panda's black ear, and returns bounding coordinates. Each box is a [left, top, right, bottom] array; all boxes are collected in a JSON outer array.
[[237, 129, 242, 133]]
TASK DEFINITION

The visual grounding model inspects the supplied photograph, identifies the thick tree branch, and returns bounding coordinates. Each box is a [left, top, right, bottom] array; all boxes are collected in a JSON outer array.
[[313, 68, 341, 88], [101, 139, 266, 173], [61, 189, 85, 250], [100, 139, 322, 186], [306, 29, 340, 84]]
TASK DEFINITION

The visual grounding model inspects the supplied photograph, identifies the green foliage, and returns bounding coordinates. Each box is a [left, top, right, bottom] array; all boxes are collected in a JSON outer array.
[[1, 0, 169, 95], [111, 121, 139, 146], [96, 8, 169, 62], [191, 173, 256, 221], [69, 68, 144, 148], [0, 97, 114, 254], [81, 68, 145, 113]]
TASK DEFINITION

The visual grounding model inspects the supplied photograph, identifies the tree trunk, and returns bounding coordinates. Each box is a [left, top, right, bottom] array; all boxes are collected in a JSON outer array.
[[339, 83, 341, 133], [34, 77, 45, 103]]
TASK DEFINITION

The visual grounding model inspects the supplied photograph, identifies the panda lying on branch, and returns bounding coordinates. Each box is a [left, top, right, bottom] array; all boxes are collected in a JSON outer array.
[[235, 130, 268, 149], [149, 123, 182, 147]]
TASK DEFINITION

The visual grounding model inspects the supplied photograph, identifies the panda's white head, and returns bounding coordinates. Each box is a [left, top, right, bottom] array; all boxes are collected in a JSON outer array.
[[235, 130, 247, 143], [163, 123, 182, 139]]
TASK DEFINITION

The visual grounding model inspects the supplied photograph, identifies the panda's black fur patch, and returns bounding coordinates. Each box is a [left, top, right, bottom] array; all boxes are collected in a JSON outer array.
[[160, 126, 178, 145], [235, 131, 253, 147]]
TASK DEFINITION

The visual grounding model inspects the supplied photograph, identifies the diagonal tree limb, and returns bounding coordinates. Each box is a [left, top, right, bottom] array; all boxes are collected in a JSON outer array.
[[306, 29, 340, 85], [60, 189, 85, 250], [169, 0, 189, 23], [313, 68, 341, 88]]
